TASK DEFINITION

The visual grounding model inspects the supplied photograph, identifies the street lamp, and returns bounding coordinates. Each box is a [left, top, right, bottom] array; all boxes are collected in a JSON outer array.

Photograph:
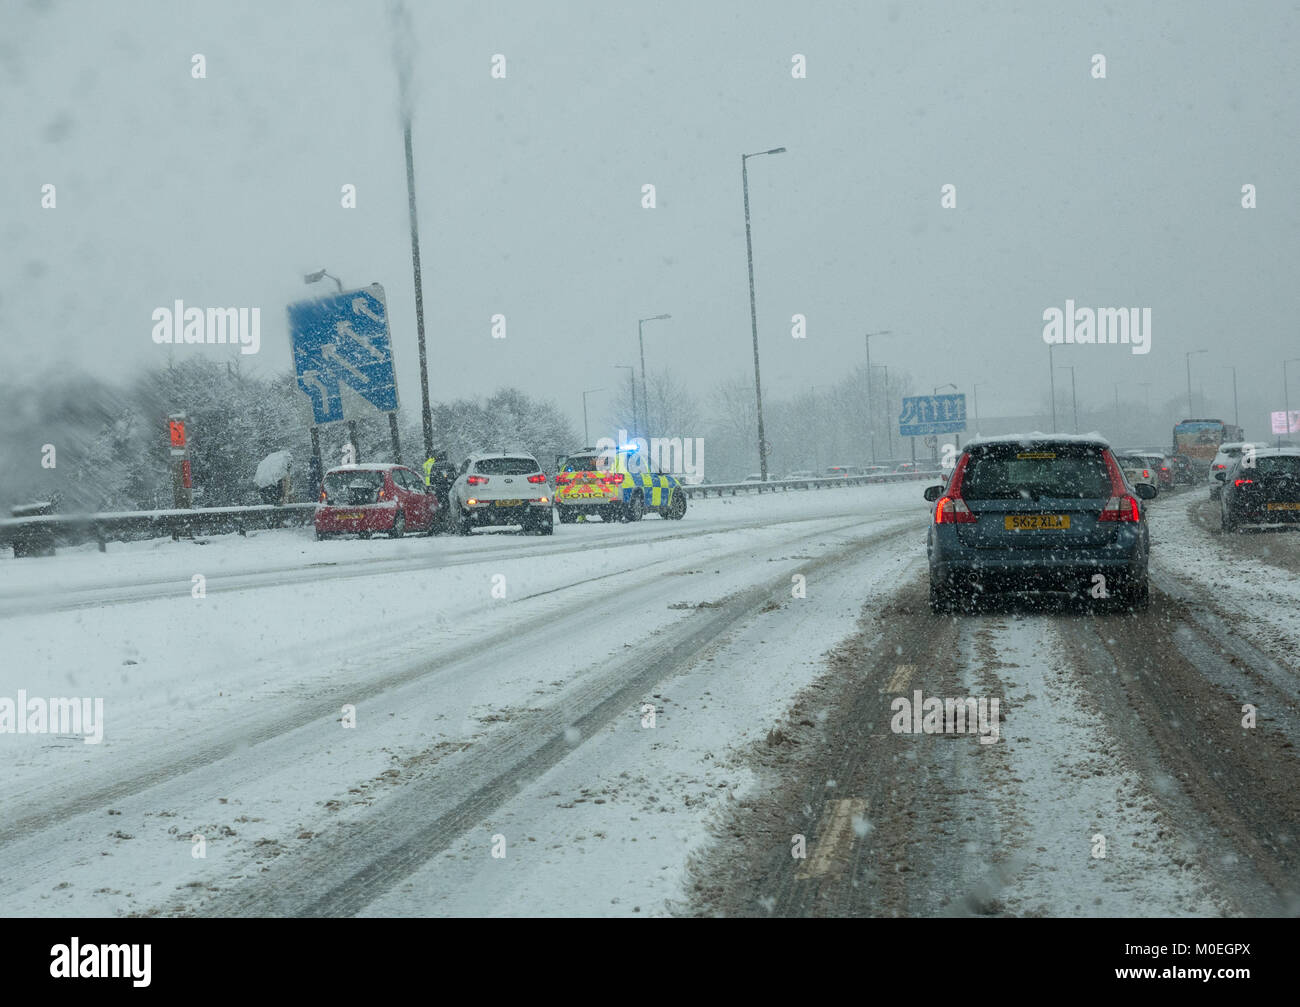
[[613, 365, 637, 444], [741, 145, 787, 481], [1220, 365, 1238, 430], [1055, 366, 1078, 433], [864, 330, 891, 464], [1045, 343, 1055, 433], [1284, 358, 1300, 446], [637, 314, 671, 439], [971, 382, 984, 435], [871, 365, 893, 461], [303, 269, 343, 293], [1185, 349, 1207, 417], [581, 388, 604, 446]]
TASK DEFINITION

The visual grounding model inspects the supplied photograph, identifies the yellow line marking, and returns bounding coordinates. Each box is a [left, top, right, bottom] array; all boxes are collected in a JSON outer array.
[[885, 664, 915, 693], [796, 798, 868, 880]]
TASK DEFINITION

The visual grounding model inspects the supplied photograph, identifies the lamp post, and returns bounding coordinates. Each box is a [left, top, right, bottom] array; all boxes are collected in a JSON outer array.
[[1221, 365, 1238, 429], [1185, 349, 1207, 417], [581, 388, 604, 446], [1284, 358, 1300, 446], [1048, 342, 1058, 433], [1056, 365, 1078, 433], [637, 314, 671, 439], [872, 365, 893, 462], [741, 145, 787, 481], [864, 330, 891, 465], [613, 365, 636, 445], [971, 382, 984, 436]]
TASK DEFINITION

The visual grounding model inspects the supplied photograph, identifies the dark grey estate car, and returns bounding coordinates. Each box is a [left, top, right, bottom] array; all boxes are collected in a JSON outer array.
[[924, 435, 1155, 612]]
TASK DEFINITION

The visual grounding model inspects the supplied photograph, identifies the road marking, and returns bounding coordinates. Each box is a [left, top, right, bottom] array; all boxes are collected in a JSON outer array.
[[796, 798, 868, 880], [885, 663, 915, 693]]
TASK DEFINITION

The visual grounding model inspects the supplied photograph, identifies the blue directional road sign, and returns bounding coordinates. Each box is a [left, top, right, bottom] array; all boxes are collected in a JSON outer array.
[[287, 283, 399, 424], [899, 393, 966, 436]]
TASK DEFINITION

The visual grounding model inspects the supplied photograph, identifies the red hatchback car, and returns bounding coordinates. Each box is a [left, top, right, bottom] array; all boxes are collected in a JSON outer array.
[[315, 464, 438, 539]]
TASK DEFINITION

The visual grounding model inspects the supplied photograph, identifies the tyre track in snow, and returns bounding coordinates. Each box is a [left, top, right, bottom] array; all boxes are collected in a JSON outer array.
[[0, 504, 902, 618], [0, 511, 916, 848], [188, 515, 923, 917], [688, 574, 1297, 916]]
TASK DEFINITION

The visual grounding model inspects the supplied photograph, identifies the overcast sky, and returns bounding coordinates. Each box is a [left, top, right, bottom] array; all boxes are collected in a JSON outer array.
[[5, 0, 1299, 437]]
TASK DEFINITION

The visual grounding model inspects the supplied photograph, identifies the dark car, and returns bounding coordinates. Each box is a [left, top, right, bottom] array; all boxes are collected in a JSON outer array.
[[923, 436, 1155, 612], [1217, 448, 1300, 531], [1169, 453, 1196, 485]]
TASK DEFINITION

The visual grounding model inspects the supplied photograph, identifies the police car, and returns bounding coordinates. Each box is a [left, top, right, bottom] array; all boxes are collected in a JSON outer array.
[[553, 445, 687, 523]]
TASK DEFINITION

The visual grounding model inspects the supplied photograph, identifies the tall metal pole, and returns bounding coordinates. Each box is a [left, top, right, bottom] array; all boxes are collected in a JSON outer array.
[[1049, 343, 1057, 433], [1224, 365, 1238, 428], [638, 320, 648, 440], [741, 147, 785, 482], [865, 334, 872, 464], [582, 389, 603, 446], [882, 365, 892, 461], [863, 330, 890, 465], [1070, 366, 1078, 433], [1285, 359, 1296, 447], [404, 120, 434, 462], [614, 365, 636, 445]]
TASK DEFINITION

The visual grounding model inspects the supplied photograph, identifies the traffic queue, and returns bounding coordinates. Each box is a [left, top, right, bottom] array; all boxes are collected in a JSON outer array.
[[313, 442, 686, 540]]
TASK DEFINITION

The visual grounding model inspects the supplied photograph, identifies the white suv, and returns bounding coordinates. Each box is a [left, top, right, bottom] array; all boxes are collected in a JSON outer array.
[[450, 452, 553, 535]]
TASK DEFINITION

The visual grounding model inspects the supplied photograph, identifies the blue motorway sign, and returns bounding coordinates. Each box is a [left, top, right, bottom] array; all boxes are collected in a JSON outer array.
[[899, 394, 966, 436], [287, 283, 398, 424]]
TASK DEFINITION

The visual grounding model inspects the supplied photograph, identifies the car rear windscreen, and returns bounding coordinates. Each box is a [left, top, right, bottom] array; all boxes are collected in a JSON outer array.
[[961, 445, 1112, 500], [323, 470, 385, 502], [561, 455, 603, 472], [1251, 456, 1300, 477], [476, 457, 539, 475]]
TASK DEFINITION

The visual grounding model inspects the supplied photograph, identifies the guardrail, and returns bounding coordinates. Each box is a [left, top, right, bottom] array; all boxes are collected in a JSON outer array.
[[1, 470, 950, 557], [681, 469, 945, 498], [0, 504, 318, 557]]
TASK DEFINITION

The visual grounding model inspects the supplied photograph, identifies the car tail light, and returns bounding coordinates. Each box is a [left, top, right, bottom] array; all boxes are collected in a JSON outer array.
[[603, 473, 624, 485], [1142, 470, 1150, 479], [319, 489, 327, 502], [467, 497, 478, 506], [527, 473, 547, 484], [934, 452, 976, 524], [537, 496, 549, 504], [1100, 451, 1140, 522], [1234, 478, 1253, 487], [467, 475, 488, 486]]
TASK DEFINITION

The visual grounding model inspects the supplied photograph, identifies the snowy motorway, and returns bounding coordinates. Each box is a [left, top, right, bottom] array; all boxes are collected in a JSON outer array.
[[1, 483, 1297, 917]]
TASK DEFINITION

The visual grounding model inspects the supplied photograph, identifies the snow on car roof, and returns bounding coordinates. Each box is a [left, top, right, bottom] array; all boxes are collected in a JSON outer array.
[[465, 450, 539, 460], [965, 431, 1111, 447], [324, 463, 407, 473]]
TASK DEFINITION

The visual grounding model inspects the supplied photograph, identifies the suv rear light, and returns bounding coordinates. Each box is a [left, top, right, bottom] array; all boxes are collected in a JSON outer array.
[[467, 474, 488, 486], [527, 473, 547, 484], [1234, 477, 1253, 487], [934, 452, 976, 524], [1142, 470, 1150, 479], [1101, 450, 1140, 522], [935, 495, 977, 524], [603, 473, 624, 485]]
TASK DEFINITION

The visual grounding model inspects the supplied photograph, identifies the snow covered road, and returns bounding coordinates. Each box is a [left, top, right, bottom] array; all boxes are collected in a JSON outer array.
[[2, 483, 1296, 917]]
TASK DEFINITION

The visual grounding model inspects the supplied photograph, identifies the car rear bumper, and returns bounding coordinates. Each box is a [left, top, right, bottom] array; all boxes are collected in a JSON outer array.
[[315, 505, 397, 533], [463, 500, 551, 526], [929, 530, 1146, 590]]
